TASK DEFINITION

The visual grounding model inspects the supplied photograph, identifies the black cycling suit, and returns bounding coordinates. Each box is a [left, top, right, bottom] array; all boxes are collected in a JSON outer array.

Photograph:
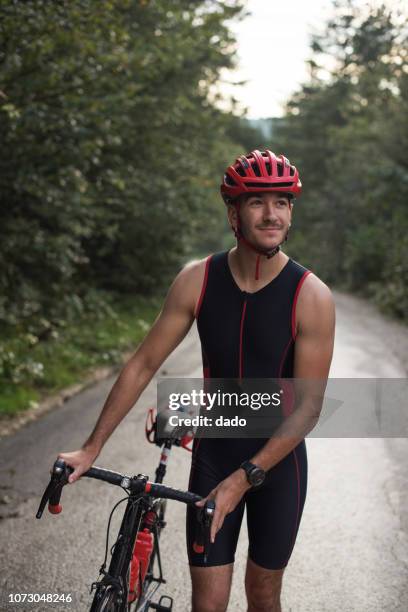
[[186, 250, 310, 569]]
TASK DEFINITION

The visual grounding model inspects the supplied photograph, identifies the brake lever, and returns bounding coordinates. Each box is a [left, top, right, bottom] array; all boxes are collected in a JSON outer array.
[[194, 499, 215, 563], [203, 500, 215, 563], [36, 458, 73, 519]]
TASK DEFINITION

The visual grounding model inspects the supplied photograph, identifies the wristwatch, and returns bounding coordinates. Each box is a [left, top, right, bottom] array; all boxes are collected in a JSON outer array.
[[240, 460, 265, 488]]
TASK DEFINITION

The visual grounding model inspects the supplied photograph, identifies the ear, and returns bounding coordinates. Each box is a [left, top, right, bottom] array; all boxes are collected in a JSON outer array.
[[289, 201, 294, 221], [227, 204, 238, 230]]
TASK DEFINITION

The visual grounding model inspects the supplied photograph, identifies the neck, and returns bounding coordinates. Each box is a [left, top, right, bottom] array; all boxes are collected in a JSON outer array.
[[230, 242, 288, 285]]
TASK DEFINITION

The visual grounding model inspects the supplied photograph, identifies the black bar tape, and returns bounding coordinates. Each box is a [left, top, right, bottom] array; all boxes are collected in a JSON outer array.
[[149, 484, 201, 505]]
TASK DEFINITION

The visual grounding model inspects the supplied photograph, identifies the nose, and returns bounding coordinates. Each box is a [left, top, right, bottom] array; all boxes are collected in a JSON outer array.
[[262, 200, 279, 222]]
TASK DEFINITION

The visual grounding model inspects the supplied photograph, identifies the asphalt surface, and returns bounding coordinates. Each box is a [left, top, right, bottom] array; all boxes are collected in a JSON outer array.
[[0, 290, 407, 611]]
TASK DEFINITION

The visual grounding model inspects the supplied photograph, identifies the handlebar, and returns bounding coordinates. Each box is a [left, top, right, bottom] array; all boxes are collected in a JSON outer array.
[[36, 459, 215, 561], [36, 459, 73, 517], [36, 459, 204, 519]]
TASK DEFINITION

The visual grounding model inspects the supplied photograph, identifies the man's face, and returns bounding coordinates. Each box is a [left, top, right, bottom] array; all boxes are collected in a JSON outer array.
[[228, 192, 293, 251]]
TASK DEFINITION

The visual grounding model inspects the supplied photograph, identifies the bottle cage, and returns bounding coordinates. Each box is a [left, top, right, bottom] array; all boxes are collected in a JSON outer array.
[[145, 407, 193, 452]]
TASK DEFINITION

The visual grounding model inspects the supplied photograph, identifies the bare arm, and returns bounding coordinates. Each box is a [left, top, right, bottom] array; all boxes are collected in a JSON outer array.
[[59, 259, 206, 481], [248, 273, 336, 471]]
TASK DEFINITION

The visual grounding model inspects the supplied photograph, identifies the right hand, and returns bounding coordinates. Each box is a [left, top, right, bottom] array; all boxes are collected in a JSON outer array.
[[57, 447, 99, 484]]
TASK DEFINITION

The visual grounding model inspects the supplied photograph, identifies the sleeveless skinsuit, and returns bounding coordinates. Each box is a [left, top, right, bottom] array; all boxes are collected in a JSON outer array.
[[187, 250, 310, 569]]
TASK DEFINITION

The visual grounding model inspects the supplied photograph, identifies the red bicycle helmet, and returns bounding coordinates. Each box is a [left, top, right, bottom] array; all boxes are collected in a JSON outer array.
[[220, 149, 302, 204]]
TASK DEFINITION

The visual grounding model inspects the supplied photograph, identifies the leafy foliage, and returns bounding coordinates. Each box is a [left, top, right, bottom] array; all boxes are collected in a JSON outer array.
[[274, 0, 408, 320], [0, 0, 247, 395]]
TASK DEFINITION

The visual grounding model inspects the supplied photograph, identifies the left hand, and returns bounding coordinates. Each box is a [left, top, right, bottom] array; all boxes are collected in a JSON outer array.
[[195, 469, 251, 543]]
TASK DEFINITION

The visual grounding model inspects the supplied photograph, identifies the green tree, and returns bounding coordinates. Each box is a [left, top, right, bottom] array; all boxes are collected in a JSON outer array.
[[0, 0, 245, 331], [275, 0, 408, 319]]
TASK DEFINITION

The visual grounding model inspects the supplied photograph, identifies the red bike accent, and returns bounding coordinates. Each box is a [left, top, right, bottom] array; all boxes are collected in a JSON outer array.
[[180, 434, 193, 452], [48, 503, 62, 514], [128, 529, 154, 603], [192, 542, 204, 554], [143, 510, 156, 528]]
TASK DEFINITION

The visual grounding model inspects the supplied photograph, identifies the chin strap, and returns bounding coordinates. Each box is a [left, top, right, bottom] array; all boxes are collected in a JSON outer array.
[[233, 229, 280, 280]]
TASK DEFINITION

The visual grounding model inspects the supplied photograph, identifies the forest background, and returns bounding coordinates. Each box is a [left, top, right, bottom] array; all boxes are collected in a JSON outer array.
[[0, 0, 407, 414]]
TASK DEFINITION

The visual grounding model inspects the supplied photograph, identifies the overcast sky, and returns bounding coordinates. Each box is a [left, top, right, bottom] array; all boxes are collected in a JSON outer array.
[[221, 0, 402, 119]]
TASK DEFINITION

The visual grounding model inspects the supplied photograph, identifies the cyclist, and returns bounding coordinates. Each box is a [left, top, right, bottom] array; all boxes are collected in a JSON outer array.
[[58, 149, 335, 612]]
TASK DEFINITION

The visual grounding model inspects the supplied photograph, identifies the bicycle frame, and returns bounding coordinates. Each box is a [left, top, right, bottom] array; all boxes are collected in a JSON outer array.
[[90, 493, 145, 611], [91, 439, 176, 611]]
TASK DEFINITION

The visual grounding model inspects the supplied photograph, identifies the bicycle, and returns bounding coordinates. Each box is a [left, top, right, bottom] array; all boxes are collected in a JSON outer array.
[[36, 410, 215, 611]]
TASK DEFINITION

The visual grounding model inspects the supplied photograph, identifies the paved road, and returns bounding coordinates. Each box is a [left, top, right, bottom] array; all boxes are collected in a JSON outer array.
[[0, 291, 407, 611]]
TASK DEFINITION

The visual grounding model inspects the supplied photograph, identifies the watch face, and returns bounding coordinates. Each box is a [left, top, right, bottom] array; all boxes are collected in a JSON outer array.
[[249, 467, 265, 487]]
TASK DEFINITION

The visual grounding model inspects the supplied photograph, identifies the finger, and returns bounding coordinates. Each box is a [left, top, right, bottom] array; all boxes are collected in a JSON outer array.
[[211, 519, 221, 543], [57, 453, 74, 469], [196, 488, 217, 507], [68, 467, 82, 484], [211, 510, 225, 543], [211, 520, 225, 544]]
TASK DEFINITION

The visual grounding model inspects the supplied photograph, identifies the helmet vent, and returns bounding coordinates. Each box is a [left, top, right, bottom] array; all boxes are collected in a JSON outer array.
[[236, 164, 246, 177], [277, 163, 284, 177], [251, 161, 261, 177], [225, 174, 237, 186], [289, 166, 295, 176], [265, 162, 272, 175]]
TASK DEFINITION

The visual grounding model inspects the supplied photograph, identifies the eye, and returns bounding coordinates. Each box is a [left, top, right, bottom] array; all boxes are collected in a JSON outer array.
[[277, 200, 288, 207]]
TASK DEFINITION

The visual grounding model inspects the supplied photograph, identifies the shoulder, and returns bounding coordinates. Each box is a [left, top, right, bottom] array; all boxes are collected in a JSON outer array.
[[166, 255, 212, 316], [295, 272, 335, 335], [297, 272, 334, 306], [174, 256, 210, 290]]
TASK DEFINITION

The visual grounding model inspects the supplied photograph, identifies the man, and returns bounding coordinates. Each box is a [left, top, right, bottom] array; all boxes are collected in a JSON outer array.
[[59, 149, 335, 612]]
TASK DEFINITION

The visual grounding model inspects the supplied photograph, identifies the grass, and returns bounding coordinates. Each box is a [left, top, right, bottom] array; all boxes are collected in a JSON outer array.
[[0, 295, 160, 417]]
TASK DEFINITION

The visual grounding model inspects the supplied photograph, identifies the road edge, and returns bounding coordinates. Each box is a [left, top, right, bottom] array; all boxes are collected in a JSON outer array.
[[0, 352, 133, 440]]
